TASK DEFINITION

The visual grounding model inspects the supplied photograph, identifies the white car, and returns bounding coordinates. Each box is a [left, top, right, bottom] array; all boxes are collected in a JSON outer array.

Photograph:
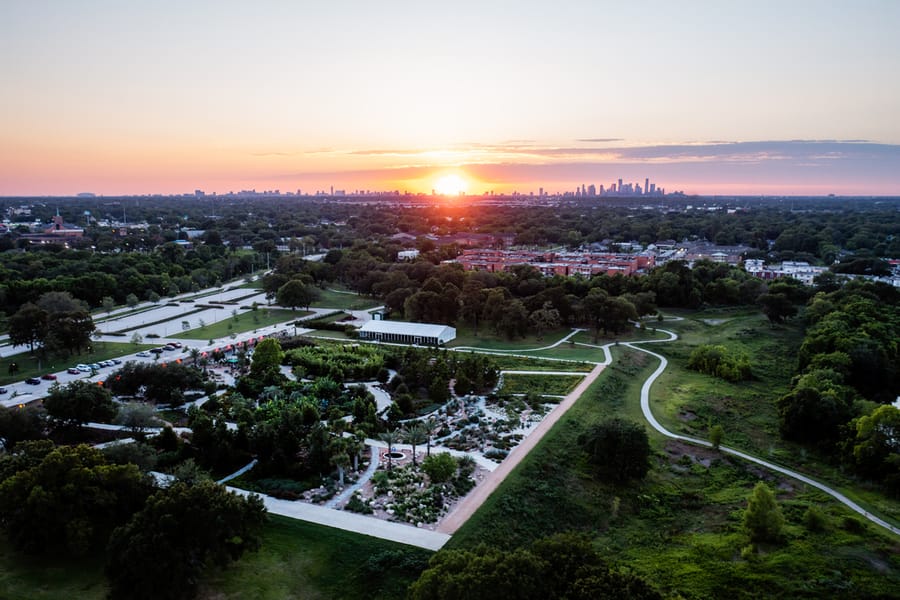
[[136, 351, 151, 358], [76, 364, 91, 372]]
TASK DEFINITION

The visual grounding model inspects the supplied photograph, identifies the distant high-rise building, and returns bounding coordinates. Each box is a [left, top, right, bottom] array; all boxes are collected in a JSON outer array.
[[587, 184, 596, 196], [618, 178, 623, 192], [539, 187, 544, 197], [644, 178, 649, 195]]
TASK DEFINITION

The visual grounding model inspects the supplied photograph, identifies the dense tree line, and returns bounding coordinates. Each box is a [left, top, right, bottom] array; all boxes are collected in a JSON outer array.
[[778, 280, 900, 496], [0, 441, 266, 598], [408, 532, 661, 599]]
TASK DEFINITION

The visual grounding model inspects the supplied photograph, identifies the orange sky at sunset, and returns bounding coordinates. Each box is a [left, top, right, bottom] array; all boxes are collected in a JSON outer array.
[[2, 2, 899, 196]]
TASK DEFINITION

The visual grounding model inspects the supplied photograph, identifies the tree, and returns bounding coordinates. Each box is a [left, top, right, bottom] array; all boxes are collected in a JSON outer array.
[[276, 279, 320, 311], [529, 301, 561, 339], [7, 302, 47, 352], [0, 444, 151, 556], [125, 293, 140, 308], [403, 422, 428, 467], [114, 402, 161, 437], [0, 404, 46, 451], [759, 292, 796, 324], [379, 429, 400, 471], [43, 380, 118, 431], [421, 452, 456, 483], [408, 533, 661, 600], [250, 338, 285, 377], [743, 482, 784, 543], [105, 481, 266, 600], [578, 418, 651, 482], [102, 296, 116, 314], [709, 424, 724, 450], [846, 405, 900, 496]]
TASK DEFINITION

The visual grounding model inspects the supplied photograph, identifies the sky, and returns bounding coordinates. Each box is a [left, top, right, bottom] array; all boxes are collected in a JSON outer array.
[[1, 0, 899, 197]]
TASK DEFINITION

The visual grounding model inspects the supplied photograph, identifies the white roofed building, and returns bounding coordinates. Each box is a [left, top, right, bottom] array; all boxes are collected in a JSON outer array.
[[358, 320, 456, 346]]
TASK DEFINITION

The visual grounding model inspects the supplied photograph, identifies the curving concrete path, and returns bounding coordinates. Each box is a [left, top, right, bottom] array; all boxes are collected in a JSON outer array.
[[625, 325, 900, 537]]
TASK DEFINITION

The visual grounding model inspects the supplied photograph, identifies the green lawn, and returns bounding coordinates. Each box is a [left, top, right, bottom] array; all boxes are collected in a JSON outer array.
[[0, 342, 156, 385], [311, 289, 381, 311], [0, 536, 107, 600], [169, 309, 310, 340], [447, 325, 573, 350], [449, 346, 900, 598], [200, 515, 430, 599], [0, 516, 430, 600], [500, 373, 584, 396]]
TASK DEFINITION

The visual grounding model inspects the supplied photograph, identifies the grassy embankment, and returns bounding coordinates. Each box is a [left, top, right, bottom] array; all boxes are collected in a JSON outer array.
[[449, 338, 900, 599]]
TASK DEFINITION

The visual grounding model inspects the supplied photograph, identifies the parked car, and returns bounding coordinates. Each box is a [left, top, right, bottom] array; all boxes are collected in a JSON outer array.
[[41, 373, 58, 380], [149, 348, 164, 354], [169, 342, 182, 348], [111, 358, 123, 364], [136, 351, 151, 358], [25, 377, 41, 385], [163, 345, 176, 351], [89, 363, 101, 370], [100, 360, 114, 367], [67, 367, 81, 374], [76, 364, 91, 372], [0, 387, 8, 394]]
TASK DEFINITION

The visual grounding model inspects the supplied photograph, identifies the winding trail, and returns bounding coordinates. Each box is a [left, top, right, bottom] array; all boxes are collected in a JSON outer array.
[[625, 324, 900, 537]]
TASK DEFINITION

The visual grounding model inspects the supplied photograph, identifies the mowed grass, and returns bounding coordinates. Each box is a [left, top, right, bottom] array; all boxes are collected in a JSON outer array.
[[447, 325, 573, 350], [0, 536, 107, 600], [0, 342, 156, 385], [0, 517, 430, 600], [169, 309, 309, 340], [200, 515, 430, 599], [310, 289, 381, 311], [501, 373, 585, 396], [449, 347, 900, 599]]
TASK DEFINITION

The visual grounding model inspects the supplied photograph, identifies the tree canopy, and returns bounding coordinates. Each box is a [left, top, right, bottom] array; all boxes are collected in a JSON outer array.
[[579, 418, 651, 483], [105, 481, 266, 600]]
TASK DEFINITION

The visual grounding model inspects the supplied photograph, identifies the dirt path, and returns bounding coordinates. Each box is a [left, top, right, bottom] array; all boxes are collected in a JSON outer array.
[[437, 361, 606, 534]]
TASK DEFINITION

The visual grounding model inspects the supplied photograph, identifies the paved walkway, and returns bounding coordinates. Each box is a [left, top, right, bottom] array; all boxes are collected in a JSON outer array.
[[326, 445, 379, 508], [227, 485, 451, 551], [625, 326, 900, 538], [437, 360, 607, 534]]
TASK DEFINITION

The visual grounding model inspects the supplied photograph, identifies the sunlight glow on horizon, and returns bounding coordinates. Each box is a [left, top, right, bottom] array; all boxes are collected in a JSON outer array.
[[1, 2, 899, 196]]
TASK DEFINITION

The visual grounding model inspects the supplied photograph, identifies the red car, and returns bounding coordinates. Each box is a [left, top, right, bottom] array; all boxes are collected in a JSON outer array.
[[67, 367, 80, 374], [41, 373, 58, 381]]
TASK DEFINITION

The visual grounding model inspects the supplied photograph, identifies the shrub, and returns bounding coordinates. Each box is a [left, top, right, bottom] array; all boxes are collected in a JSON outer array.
[[687, 344, 753, 382], [422, 453, 456, 483]]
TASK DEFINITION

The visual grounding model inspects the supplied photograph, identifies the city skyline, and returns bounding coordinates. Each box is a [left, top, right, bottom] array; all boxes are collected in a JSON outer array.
[[2, 1, 900, 196]]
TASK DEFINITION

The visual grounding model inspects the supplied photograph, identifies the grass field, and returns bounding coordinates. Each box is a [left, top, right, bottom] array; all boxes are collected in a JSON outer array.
[[447, 325, 572, 350], [169, 309, 309, 340], [0, 515, 430, 600], [310, 289, 381, 311], [449, 346, 900, 598], [201, 515, 430, 599], [501, 373, 585, 396], [0, 536, 107, 600], [0, 342, 156, 386]]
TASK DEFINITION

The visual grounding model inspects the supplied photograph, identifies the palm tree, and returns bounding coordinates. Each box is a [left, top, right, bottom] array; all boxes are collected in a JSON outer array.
[[403, 423, 428, 468], [378, 429, 400, 471], [423, 416, 439, 458]]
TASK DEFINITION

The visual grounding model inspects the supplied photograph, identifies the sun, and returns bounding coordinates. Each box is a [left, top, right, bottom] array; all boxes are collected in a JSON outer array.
[[433, 173, 468, 195]]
